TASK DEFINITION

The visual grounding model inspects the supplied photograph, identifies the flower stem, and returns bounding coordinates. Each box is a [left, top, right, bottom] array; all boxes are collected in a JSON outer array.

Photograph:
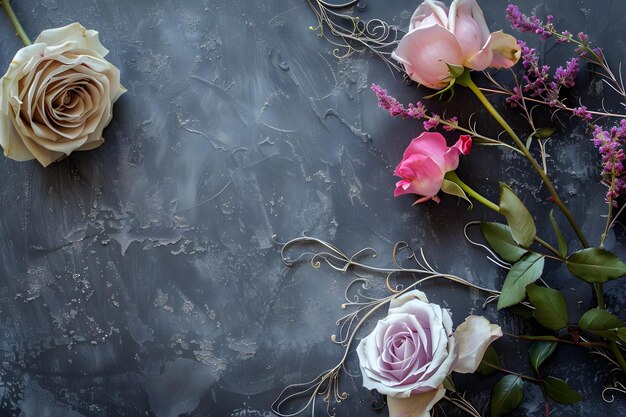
[[608, 341, 626, 375], [533, 236, 563, 259], [481, 361, 541, 383], [2, 0, 31, 46], [444, 171, 500, 213], [457, 70, 590, 249]]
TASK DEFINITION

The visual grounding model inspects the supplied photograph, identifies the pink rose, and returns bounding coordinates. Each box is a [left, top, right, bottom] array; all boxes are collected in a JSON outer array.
[[391, 0, 521, 89], [394, 132, 471, 204], [356, 290, 502, 417]]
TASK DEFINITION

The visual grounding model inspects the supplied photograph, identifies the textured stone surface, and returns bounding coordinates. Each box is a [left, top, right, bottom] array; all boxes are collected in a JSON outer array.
[[0, 0, 624, 416]]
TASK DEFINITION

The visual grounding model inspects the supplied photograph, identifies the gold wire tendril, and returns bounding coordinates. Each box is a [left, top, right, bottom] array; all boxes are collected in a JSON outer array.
[[602, 381, 626, 403], [271, 235, 499, 417], [306, 0, 405, 78]]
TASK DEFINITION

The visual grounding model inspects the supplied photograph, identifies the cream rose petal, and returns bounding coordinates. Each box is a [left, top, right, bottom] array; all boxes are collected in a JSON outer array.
[[0, 23, 124, 166], [387, 386, 446, 417], [35, 23, 109, 58], [453, 315, 503, 374]]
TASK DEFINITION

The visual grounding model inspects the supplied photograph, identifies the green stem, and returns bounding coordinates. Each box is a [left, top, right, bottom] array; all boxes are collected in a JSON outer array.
[[595, 283, 605, 309], [482, 361, 541, 383], [457, 70, 589, 249], [608, 341, 626, 375], [444, 171, 500, 213], [533, 236, 563, 259], [2, 0, 31, 46]]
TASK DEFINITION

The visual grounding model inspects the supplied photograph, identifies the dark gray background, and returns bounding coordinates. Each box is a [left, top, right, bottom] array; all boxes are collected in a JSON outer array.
[[0, 0, 624, 416]]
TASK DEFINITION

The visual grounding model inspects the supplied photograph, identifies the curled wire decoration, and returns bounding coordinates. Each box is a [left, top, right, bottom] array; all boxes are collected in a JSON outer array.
[[463, 221, 512, 270], [272, 235, 500, 417], [306, 0, 405, 77], [602, 381, 626, 403]]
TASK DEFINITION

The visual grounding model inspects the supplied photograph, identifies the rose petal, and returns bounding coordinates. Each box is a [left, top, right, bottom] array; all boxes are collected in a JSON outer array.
[[393, 154, 444, 199], [389, 290, 430, 312], [35, 23, 109, 58], [387, 386, 446, 417], [401, 132, 449, 168], [465, 31, 521, 70], [453, 315, 503, 374], [487, 31, 521, 68], [392, 23, 463, 89], [409, 0, 449, 31], [449, 0, 490, 59]]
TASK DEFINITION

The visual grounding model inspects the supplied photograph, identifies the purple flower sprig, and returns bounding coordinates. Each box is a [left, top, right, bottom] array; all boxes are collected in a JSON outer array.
[[507, 41, 580, 109], [592, 121, 626, 205], [371, 84, 458, 133], [507, 4, 625, 104], [506, 5, 585, 47]]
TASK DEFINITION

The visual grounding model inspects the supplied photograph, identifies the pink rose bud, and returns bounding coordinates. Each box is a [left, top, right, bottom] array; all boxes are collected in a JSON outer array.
[[394, 132, 471, 204], [392, 0, 521, 89]]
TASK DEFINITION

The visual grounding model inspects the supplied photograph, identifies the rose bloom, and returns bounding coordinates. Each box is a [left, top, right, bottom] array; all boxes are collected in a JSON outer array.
[[0, 23, 125, 167], [357, 290, 502, 417], [392, 0, 521, 89], [394, 132, 471, 204]]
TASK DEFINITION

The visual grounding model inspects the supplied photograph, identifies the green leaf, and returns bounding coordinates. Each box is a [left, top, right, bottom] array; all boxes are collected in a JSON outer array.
[[548, 210, 568, 258], [480, 222, 527, 263], [566, 248, 626, 283], [441, 179, 473, 209], [527, 284, 569, 330], [579, 309, 626, 330], [443, 375, 456, 393], [499, 183, 536, 248], [587, 328, 626, 342], [529, 341, 557, 371], [534, 127, 556, 139], [491, 375, 524, 417], [579, 309, 626, 341], [541, 376, 583, 404], [497, 253, 545, 309], [477, 345, 501, 376]]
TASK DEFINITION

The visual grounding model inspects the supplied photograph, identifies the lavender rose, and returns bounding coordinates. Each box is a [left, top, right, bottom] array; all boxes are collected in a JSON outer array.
[[357, 290, 502, 417], [0, 23, 125, 167]]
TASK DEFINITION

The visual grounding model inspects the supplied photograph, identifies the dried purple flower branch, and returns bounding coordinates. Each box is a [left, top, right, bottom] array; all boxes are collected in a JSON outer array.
[[370, 84, 518, 152]]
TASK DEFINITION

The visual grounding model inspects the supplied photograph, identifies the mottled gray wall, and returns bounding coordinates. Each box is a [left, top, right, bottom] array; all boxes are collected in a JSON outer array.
[[0, 0, 624, 416]]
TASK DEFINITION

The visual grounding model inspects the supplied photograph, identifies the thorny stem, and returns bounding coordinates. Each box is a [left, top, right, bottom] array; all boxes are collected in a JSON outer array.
[[457, 70, 590, 249], [444, 171, 500, 212], [1, 0, 31, 46]]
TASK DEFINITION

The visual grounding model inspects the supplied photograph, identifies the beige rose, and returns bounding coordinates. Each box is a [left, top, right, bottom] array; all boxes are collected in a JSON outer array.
[[0, 23, 125, 167]]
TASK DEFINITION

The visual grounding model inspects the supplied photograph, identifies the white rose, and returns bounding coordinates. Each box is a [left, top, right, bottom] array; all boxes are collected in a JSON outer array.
[[0, 23, 125, 167], [357, 290, 502, 417]]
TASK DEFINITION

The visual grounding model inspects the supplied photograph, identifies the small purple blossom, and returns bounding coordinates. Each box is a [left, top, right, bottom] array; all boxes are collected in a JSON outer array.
[[509, 41, 579, 110], [371, 84, 459, 133], [555, 58, 579, 88], [592, 121, 626, 203], [573, 106, 593, 121], [443, 117, 458, 132], [371, 84, 426, 119], [423, 116, 440, 131], [506, 5, 553, 40]]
